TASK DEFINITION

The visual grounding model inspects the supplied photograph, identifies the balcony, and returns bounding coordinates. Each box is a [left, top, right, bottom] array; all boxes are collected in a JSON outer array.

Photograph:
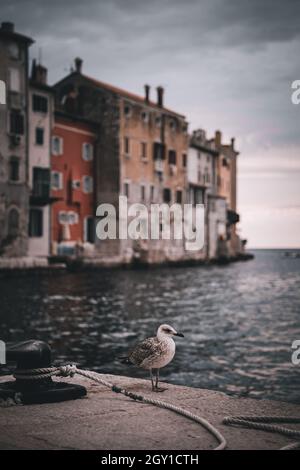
[[227, 210, 240, 225], [30, 167, 58, 206]]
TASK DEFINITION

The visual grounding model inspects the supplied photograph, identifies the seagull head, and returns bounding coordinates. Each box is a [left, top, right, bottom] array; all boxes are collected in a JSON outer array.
[[157, 324, 184, 339]]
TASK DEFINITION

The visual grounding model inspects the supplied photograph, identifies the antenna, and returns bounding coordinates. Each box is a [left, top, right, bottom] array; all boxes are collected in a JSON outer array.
[[38, 47, 42, 65]]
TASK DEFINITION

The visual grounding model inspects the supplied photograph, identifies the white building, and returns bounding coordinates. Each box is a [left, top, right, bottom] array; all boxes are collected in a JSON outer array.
[[188, 129, 227, 260], [28, 61, 54, 258]]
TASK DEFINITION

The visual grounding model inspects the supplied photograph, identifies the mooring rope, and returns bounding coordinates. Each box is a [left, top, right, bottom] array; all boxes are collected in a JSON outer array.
[[12, 365, 300, 450], [13, 364, 226, 450], [223, 416, 300, 450]]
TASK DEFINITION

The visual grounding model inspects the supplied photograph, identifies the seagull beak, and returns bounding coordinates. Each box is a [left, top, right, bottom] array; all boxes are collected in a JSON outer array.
[[175, 332, 184, 338]]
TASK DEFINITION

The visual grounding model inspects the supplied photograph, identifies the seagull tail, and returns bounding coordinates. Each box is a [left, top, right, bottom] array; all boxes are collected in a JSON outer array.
[[117, 356, 132, 365]]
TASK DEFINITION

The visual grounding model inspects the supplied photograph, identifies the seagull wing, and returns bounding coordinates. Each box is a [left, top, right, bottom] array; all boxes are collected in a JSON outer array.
[[128, 337, 163, 368]]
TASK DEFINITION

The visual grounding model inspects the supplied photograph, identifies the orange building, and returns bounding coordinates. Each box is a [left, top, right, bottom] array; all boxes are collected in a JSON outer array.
[[54, 60, 189, 264], [51, 112, 97, 256]]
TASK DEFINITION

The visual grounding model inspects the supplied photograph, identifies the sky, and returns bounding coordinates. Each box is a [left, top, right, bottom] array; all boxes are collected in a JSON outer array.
[[2, 0, 300, 248]]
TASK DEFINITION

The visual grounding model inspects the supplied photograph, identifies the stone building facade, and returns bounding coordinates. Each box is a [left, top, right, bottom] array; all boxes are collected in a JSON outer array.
[[0, 22, 33, 257], [212, 130, 243, 258], [53, 59, 190, 265], [188, 129, 227, 260]]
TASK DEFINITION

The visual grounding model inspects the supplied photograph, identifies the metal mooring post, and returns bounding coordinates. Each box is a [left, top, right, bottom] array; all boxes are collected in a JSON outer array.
[[0, 340, 86, 405]]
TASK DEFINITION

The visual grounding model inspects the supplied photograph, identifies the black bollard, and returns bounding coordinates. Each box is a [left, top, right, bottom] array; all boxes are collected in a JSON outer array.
[[0, 340, 87, 405]]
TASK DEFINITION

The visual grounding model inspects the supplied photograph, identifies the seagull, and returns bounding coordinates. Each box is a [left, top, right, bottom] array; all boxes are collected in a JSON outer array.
[[120, 324, 184, 392]]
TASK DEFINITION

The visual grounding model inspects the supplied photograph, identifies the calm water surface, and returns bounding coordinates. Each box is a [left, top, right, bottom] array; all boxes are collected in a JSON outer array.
[[0, 249, 299, 403]]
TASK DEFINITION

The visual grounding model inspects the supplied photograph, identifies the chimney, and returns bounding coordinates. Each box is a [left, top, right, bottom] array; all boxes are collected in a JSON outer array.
[[215, 130, 222, 147], [231, 137, 235, 150], [156, 86, 164, 107], [1, 22, 14, 33], [144, 84, 150, 103], [74, 57, 83, 74], [31, 59, 48, 85]]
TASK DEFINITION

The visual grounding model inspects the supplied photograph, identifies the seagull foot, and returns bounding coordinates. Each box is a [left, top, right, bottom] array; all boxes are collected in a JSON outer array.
[[153, 387, 167, 392]]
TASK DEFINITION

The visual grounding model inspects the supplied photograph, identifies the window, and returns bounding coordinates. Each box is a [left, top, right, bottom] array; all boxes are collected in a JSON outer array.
[[51, 171, 63, 190], [163, 188, 171, 203], [150, 185, 155, 202], [32, 94, 48, 113], [155, 116, 162, 127], [176, 190, 182, 204], [141, 142, 147, 160], [68, 211, 79, 224], [191, 187, 204, 205], [124, 182, 130, 198], [82, 175, 93, 193], [198, 170, 202, 183], [52, 136, 63, 155], [8, 42, 19, 59], [9, 157, 19, 182], [10, 111, 24, 135], [35, 127, 44, 145], [58, 211, 68, 224], [153, 142, 166, 160], [140, 184, 146, 202], [141, 111, 149, 123], [8, 208, 19, 237], [33, 168, 50, 198], [205, 170, 210, 183], [84, 216, 95, 243], [182, 153, 187, 168], [168, 150, 177, 165], [169, 119, 176, 131], [9, 68, 20, 92], [82, 142, 94, 161], [124, 137, 130, 156], [29, 208, 43, 237], [124, 104, 132, 118]]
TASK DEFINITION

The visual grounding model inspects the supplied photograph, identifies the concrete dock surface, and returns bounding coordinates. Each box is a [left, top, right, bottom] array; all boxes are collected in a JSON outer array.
[[1, 374, 300, 450]]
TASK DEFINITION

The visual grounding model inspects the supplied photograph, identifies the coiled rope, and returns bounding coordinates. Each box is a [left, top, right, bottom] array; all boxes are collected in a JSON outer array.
[[13, 365, 226, 450], [12, 365, 300, 450]]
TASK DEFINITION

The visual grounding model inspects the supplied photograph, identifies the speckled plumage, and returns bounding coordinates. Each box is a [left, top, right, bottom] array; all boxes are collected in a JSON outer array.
[[128, 336, 175, 370]]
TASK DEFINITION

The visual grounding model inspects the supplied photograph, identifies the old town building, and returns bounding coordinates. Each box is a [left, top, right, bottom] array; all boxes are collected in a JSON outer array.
[[188, 129, 227, 260], [212, 130, 243, 258], [53, 59, 189, 265], [50, 111, 97, 256], [28, 61, 54, 258], [0, 22, 33, 257]]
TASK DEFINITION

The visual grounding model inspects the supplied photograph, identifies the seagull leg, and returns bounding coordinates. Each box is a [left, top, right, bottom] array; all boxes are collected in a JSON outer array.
[[154, 369, 167, 392], [149, 369, 155, 391]]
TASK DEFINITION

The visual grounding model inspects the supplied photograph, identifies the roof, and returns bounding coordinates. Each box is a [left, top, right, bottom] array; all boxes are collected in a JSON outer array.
[[29, 81, 54, 94], [54, 109, 98, 129], [190, 141, 219, 156], [0, 28, 34, 45], [54, 71, 186, 119]]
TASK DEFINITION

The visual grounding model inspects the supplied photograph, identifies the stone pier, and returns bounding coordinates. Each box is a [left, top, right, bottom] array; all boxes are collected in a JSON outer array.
[[0, 374, 299, 450]]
